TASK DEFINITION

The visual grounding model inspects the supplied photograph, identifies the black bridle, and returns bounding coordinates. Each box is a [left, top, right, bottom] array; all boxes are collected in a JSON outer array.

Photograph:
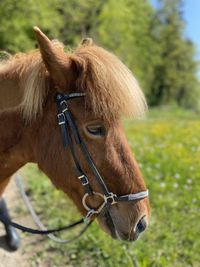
[[56, 92, 149, 221], [0, 92, 148, 241]]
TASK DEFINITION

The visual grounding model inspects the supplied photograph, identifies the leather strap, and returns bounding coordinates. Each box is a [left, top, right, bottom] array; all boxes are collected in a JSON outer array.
[[0, 214, 85, 235]]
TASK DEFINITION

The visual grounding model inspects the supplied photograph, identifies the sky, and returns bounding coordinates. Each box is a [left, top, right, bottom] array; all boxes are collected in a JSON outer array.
[[151, 0, 200, 59], [184, 0, 200, 58]]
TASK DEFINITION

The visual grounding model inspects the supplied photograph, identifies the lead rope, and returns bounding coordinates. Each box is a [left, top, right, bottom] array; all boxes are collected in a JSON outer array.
[[14, 174, 92, 243]]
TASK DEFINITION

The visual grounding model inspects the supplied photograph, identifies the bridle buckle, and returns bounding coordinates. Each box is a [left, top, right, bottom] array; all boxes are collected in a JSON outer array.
[[78, 175, 89, 186], [104, 192, 117, 205], [57, 113, 65, 125], [60, 100, 68, 112]]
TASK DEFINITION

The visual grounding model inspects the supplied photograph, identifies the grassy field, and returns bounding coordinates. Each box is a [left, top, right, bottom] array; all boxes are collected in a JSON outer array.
[[21, 106, 200, 267]]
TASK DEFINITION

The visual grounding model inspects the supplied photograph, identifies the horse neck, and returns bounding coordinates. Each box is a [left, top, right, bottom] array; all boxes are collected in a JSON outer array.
[[0, 63, 44, 170], [0, 65, 27, 169]]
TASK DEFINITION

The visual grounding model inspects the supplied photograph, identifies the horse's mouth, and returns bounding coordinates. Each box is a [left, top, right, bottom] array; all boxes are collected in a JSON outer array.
[[98, 209, 142, 242], [99, 211, 139, 241]]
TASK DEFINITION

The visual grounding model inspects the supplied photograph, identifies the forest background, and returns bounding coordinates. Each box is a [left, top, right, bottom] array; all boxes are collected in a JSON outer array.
[[0, 0, 199, 110]]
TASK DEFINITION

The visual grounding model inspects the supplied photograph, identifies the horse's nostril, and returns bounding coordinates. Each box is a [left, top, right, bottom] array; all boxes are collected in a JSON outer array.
[[135, 216, 147, 234]]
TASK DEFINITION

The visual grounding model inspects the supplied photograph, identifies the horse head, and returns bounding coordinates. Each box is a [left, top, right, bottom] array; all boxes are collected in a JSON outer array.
[[27, 27, 150, 241]]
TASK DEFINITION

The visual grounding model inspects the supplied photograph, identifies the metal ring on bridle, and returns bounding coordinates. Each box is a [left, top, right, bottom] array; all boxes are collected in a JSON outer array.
[[82, 192, 107, 213], [82, 191, 119, 215]]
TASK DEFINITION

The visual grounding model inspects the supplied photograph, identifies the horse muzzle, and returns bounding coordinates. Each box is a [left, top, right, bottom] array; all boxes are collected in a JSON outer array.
[[97, 201, 149, 241]]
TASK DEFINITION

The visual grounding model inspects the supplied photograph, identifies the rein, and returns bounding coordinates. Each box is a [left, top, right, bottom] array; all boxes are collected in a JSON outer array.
[[0, 92, 148, 243]]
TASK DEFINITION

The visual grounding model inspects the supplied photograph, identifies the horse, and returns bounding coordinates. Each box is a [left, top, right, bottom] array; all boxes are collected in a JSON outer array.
[[0, 27, 150, 250]]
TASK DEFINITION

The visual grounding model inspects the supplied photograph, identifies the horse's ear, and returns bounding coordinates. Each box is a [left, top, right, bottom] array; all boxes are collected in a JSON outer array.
[[33, 26, 78, 88]]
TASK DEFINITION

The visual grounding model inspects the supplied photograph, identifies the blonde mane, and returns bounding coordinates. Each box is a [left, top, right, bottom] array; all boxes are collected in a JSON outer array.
[[75, 44, 147, 121], [0, 51, 47, 120], [0, 41, 147, 122]]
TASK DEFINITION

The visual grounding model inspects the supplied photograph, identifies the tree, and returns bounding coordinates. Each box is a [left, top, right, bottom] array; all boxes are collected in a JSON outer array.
[[0, 0, 105, 52], [95, 0, 161, 96], [52, 0, 105, 46], [150, 0, 199, 108], [0, 0, 62, 52]]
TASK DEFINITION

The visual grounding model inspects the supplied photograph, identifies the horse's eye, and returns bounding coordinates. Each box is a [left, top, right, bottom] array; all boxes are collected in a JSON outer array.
[[86, 125, 106, 137]]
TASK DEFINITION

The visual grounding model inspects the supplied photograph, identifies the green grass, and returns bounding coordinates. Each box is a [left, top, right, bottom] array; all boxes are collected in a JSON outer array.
[[21, 106, 200, 267]]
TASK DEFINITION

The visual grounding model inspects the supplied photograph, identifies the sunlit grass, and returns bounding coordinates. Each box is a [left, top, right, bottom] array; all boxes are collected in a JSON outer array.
[[21, 107, 200, 267]]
